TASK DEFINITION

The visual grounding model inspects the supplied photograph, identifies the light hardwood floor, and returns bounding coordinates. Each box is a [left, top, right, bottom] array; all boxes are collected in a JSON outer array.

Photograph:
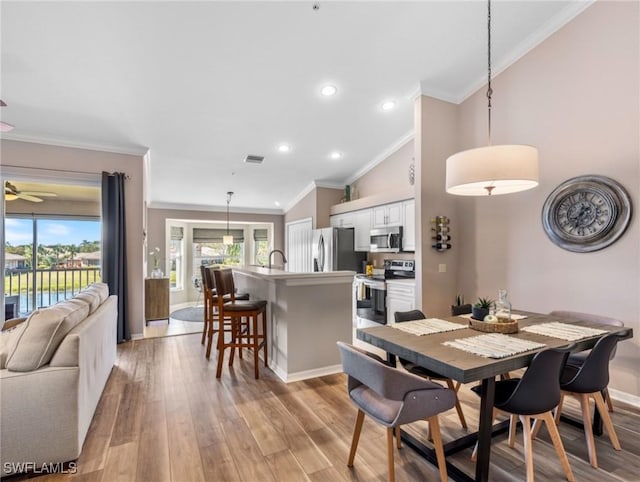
[[14, 334, 640, 481]]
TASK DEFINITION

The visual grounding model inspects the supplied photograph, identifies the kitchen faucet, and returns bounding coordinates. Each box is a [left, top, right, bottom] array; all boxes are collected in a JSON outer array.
[[268, 249, 288, 269]]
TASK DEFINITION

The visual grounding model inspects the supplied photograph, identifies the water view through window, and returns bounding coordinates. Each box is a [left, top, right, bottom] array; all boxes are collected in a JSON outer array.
[[4, 217, 101, 315]]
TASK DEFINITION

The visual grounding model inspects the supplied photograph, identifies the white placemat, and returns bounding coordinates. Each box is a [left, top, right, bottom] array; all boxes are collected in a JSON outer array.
[[443, 333, 546, 359], [521, 322, 607, 341], [391, 318, 467, 336], [457, 313, 528, 320]]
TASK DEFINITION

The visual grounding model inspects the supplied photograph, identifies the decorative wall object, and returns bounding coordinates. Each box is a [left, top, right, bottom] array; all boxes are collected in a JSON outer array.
[[431, 216, 451, 251], [542, 175, 632, 253]]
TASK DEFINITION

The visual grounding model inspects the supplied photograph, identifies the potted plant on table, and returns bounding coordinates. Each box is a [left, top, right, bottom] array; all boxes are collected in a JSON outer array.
[[451, 294, 473, 316], [472, 297, 494, 321]]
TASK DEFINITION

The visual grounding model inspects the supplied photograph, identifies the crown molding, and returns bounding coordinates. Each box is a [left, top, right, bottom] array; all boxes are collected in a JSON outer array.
[[455, 0, 595, 104], [283, 180, 343, 213], [1, 133, 149, 157], [344, 130, 415, 185], [148, 201, 283, 216]]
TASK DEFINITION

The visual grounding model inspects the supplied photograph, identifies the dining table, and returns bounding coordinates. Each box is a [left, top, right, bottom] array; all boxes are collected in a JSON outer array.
[[356, 311, 633, 482]]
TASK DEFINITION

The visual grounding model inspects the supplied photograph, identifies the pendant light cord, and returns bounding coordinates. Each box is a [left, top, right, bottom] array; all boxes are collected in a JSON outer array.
[[486, 0, 493, 146]]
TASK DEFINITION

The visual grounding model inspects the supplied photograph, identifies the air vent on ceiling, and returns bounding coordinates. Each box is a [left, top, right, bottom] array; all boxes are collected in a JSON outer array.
[[244, 155, 264, 164]]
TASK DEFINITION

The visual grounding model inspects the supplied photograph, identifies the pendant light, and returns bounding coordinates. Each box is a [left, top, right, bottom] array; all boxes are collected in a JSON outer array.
[[445, 0, 538, 196], [223, 191, 234, 245]]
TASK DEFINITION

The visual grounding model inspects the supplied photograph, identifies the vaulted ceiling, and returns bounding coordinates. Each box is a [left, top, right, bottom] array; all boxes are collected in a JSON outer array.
[[1, 1, 592, 212]]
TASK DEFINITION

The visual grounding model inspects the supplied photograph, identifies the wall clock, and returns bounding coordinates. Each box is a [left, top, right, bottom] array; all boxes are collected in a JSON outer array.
[[542, 175, 632, 253]]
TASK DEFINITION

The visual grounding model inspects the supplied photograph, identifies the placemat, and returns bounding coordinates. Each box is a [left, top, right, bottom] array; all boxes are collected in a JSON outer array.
[[521, 322, 607, 341], [391, 318, 467, 336], [443, 333, 546, 359]]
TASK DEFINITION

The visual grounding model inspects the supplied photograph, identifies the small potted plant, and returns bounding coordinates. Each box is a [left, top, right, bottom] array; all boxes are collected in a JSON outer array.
[[451, 294, 472, 316], [472, 297, 494, 321]]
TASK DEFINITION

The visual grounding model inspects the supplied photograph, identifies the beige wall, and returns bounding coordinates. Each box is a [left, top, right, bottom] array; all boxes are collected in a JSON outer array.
[[284, 189, 315, 226], [1, 139, 146, 336], [283, 185, 342, 229], [454, 2, 639, 397], [351, 139, 414, 198]]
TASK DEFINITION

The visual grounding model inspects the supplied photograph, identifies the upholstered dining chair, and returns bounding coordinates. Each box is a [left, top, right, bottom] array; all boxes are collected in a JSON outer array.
[[553, 331, 628, 469], [471, 345, 576, 482], [549, 310, 624, 412], [394, 310, 468, 430], [337, 341, 455, 482], [213, 268, 267, 379]]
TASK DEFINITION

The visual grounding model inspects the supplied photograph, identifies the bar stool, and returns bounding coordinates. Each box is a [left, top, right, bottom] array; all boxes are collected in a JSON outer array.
[[213, 268, 267, 379]]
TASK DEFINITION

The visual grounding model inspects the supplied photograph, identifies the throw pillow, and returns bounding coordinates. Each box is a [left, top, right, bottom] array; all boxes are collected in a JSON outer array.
[[0, 322, 27, 369], [6, 299, 89, 372]]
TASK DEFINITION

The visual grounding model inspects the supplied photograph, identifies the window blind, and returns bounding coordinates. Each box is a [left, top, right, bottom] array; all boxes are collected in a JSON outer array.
[[170, 226, 184, 240], [253, 228, 268, 241], [192, 228, 244, 243]]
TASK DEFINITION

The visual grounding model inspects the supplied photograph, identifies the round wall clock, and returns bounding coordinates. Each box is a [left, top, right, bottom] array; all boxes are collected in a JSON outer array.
[[542, 175, 632, 253]]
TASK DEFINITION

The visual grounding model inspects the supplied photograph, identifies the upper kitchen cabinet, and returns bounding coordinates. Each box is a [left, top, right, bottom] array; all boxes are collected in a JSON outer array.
[[353, 209, 372, 251], [372, 202, 402, 228], [329, 212, 354, 228], [402, 199, 415, 252]]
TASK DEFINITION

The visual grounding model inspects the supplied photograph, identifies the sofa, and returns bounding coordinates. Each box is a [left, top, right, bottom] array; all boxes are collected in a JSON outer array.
[[0, 283, 117, 477]]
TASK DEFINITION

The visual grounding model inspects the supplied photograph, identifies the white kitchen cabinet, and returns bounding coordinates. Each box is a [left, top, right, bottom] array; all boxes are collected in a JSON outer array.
[[329, 212, 354, 228], [402, 199, 416, 252], [372, 202, 402, 228], [386, 280, 416, 325], [353, 209, 372, 251]]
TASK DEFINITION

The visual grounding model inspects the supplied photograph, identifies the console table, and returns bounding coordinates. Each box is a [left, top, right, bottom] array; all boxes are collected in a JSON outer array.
[[145, 278, 170, 325]]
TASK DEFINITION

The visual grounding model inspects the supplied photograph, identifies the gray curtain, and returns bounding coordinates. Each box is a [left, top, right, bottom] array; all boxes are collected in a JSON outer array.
[[101, 171, 130, 342]]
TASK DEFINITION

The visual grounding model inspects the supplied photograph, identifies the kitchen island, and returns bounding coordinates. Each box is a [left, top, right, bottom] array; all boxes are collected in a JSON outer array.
[[232, 266, 355, 382]]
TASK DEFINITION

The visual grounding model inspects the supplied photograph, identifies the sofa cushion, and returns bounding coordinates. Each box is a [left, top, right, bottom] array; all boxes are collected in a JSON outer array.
[[5, 300, 90, 372], [74, 291, 101, 314], [85, 283, 109, 304], [0, 322, 27, 369]]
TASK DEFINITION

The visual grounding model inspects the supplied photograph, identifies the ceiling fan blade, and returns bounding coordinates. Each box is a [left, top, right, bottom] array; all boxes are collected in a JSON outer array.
[[0, 121, 14, 132], [17, 193, 44, 203], [0, 100, 6, 107], [21, 191, 57, 197]]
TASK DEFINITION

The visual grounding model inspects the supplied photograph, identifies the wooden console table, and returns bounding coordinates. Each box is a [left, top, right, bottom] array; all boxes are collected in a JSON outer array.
[[145, 278, 170, 325]]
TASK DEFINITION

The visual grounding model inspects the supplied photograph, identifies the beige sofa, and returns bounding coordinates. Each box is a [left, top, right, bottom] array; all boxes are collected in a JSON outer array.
[[0, 283, 117, 477]]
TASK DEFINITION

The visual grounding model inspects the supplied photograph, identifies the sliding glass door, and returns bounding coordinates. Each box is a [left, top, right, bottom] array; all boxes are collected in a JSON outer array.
[[4, 215, 101, 315]]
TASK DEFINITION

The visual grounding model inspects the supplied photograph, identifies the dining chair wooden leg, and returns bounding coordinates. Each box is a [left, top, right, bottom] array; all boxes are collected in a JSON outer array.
[[205, 310, 216, 360], [531, 417, 543, 440], [593, 391, 621, 450], [428, 415, 448, 482], [215, 328, 226, 378], [446, 379, 467, 429], [201, 299, 208, 345], [252, 314, 260, 379], [554, 393, 565, 424], [262, 311, 268, 367], [395, 426, 402, 449], [386, 427, 395, 482], [577, 393, 598, 468], [348, 410, 365, 467], [520, 415, 535, 482], [508, 414, 518, 448], [604, 388, 614, 412], [541, 411, 575, 482]]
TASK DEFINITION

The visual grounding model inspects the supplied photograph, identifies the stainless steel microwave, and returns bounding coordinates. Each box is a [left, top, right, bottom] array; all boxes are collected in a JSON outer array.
[[370, 226, 403, 253]]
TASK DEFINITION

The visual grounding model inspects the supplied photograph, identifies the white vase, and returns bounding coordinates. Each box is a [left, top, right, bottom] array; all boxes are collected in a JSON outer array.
[[151, 268, 164, 278]]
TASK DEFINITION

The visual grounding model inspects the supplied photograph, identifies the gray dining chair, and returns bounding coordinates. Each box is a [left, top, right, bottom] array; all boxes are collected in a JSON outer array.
[[549, 310, 624, 412], [337, 341, 455, 482], [394, 309, 468, 429]]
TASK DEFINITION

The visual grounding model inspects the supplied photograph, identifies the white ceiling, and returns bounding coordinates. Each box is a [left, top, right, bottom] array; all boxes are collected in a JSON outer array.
[[1, 1, 592, 213]]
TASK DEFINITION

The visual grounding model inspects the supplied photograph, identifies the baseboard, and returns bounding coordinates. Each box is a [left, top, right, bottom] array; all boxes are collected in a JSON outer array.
[[609, 388, 640, 409], [269, 362, 343, 383], [131, 333, 144, 340]]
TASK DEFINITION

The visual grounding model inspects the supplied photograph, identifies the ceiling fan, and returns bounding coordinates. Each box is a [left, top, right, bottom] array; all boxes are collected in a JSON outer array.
[[4, 181, 58, 203], [0, 99, 15, 132]]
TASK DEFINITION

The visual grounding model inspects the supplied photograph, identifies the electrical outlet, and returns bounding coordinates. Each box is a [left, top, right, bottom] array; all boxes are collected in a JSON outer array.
[[438, 263, 447, 273]]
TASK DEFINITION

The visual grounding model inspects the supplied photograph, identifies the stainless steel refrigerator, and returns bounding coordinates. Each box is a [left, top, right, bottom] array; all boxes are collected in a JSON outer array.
[[312, 227, 367, 272]]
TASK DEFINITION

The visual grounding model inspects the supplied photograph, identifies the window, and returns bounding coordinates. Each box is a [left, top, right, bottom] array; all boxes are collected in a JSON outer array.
[[253, 228, 269, 266], [192, 228, 245, 277], [168, 226, 184, 289]]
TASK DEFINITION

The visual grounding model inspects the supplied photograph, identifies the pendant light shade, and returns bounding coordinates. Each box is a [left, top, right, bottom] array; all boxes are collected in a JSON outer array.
[[224, 191, 234, 245], [445, 0, 539, 196], [446, 145, 539, 196]]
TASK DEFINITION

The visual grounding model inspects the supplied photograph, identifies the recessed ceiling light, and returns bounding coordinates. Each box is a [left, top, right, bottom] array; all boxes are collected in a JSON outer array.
[[329, 151, 343, 160], [274, 201, 281, 207], [277, 144, 291, 153], [321, 85, 337, 97], [381, 100, 396, 111]]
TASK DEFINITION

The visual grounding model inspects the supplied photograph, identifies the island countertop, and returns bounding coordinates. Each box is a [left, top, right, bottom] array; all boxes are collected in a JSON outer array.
[[233, 265, 357, 283]]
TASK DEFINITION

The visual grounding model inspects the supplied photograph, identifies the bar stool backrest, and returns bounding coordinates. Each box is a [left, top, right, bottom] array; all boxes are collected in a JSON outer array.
[[212, 268, 235, 302]]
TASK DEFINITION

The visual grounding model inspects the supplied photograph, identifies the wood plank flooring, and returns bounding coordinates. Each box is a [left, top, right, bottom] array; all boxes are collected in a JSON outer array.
[[13, 333, 640, 481]]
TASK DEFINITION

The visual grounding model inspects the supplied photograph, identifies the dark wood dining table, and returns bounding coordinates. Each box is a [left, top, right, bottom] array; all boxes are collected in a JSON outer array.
[[356, 311, 633, 482]]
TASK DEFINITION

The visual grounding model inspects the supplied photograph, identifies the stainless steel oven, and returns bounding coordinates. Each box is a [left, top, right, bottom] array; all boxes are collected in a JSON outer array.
[[353, 275, 387, 329]]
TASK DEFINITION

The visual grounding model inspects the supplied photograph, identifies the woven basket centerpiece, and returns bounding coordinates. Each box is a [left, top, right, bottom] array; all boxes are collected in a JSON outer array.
[[468, 317, 519, 334]]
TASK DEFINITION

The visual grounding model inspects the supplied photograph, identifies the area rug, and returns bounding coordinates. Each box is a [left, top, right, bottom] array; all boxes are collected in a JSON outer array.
[[170, 306, 205, 322]]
